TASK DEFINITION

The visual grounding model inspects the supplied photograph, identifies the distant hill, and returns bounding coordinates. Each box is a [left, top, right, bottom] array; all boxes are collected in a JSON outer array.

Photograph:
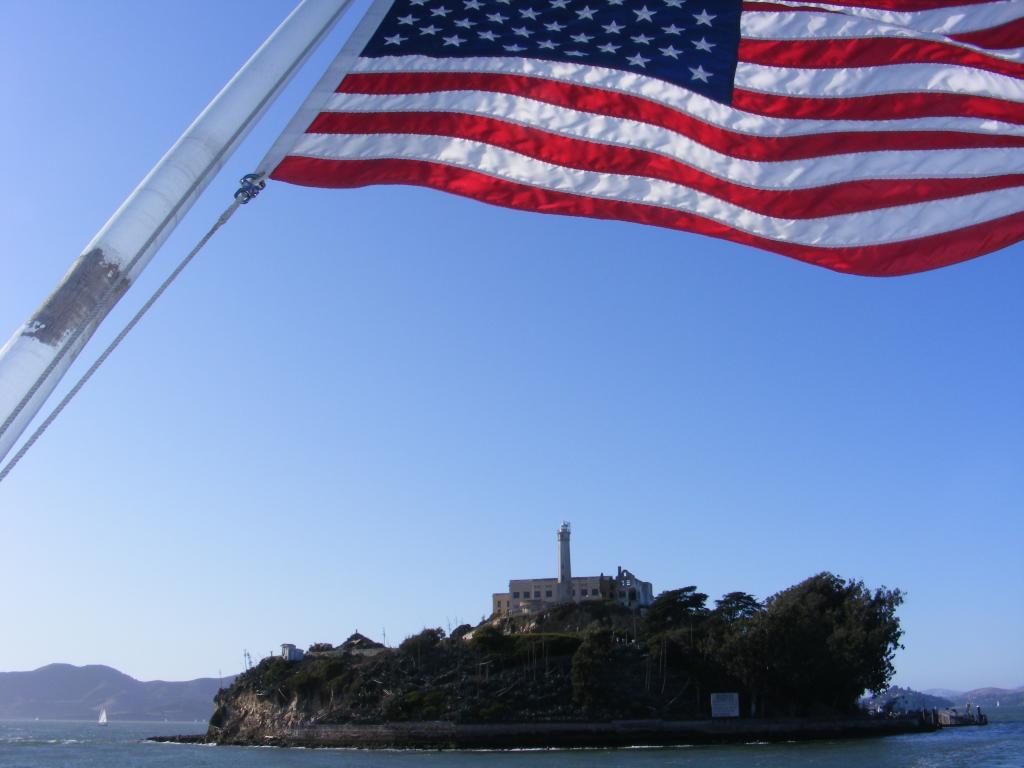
[[922, 688, 964, 700], [960, 687, 1024, 709], [0, 664, 235, 721], [921, 686, 1024, 709]]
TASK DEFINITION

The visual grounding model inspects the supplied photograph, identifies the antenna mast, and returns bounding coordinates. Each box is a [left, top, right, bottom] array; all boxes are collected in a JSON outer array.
[[0, 0, 352, 464]]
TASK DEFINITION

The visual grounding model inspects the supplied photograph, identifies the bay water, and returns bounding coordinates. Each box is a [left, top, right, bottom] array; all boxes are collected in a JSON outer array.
[[2, 714, 1021, 767]]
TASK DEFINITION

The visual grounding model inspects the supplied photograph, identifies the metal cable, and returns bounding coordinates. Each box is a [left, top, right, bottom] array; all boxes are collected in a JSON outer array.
[[0, 198, 244, 486]]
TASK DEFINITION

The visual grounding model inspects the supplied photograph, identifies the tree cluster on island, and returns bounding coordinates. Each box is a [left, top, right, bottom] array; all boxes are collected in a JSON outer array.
[[211, 571, 903, 736], [862, 685, 954, 714]]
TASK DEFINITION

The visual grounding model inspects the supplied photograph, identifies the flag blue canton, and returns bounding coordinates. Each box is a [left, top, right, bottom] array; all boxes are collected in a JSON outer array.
[[362, 0, 742, 104]]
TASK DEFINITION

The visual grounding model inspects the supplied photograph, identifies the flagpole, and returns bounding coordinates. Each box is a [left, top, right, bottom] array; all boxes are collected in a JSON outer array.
[[0, 0, 352, 466]]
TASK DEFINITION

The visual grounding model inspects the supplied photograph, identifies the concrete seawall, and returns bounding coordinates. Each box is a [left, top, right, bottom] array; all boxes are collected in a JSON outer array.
[[193, 716, 935, 749]]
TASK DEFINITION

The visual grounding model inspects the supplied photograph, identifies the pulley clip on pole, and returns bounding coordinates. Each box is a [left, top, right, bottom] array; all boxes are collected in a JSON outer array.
[[234, 173, 267, 204]]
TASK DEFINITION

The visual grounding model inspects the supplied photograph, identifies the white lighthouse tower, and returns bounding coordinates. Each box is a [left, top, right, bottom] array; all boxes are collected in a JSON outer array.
[[556, 521, 572, 603]]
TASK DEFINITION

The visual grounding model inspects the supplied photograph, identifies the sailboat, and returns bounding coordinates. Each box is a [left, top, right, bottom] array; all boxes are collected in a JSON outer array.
[[98, 708, 108, 726]]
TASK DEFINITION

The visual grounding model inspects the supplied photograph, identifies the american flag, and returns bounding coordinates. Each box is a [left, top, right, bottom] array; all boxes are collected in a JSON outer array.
[[268, 0, 1024, 275]]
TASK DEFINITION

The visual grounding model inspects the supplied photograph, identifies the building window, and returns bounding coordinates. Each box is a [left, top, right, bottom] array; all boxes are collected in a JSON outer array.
[[513, 592, 519, 599], [572, 589, 576, 595], [534, 591, 541, 598], [545, 590, 552, 598]]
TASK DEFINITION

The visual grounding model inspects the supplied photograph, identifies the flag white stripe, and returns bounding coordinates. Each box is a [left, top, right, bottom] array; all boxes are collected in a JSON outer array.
[[758, 1, 1024, 36], [324, 91, 1024, 189], [350, 56, 1024, 137], [735, 60, 1024, 102], [287, 132, 1024, 247], [740, 10, 1024, 63]]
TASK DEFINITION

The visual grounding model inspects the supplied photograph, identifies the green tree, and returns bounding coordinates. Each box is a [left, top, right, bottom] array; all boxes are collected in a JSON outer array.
[[643, 586, 709, 638], [400, 627, 446, 669], [704, 593, 767, 717], [713, 592, 763, 623], [570, 624, 613, 712], [759, 572, 903, 714], [469, 624, 513, 658]]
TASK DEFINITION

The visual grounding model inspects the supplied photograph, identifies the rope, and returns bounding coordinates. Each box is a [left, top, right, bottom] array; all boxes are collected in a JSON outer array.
[[0, 196, 248, 486]]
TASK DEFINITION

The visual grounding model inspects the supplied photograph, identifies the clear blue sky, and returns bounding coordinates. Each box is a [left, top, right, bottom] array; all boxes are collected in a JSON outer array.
[[0, 1, 1021, 692]]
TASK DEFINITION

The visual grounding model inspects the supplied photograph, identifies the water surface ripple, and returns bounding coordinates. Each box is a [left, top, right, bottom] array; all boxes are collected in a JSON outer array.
[[2, 716, 1021, 768]]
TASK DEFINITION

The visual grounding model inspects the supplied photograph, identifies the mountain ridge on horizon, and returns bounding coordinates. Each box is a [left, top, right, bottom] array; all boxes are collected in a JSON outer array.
[[919, 685, 1024, 709], [0, 662, 236, 721]]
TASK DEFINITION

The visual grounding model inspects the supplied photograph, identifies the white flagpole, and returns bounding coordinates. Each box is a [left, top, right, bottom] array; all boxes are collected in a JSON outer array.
[[0, 0, 352, 465]]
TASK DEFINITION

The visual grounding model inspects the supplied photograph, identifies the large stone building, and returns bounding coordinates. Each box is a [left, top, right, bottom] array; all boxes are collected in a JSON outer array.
[[492, 522, 654, 616]]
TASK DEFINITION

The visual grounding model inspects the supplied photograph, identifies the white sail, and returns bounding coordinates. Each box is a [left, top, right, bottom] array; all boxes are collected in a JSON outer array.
[[98, 708, 108, 725]]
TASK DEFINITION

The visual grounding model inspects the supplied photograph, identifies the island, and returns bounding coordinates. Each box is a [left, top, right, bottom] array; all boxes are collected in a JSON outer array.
[[180, 570, 935, 748]]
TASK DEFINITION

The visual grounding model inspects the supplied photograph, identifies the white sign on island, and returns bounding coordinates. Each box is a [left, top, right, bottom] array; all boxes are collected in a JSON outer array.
[[711, 692, 740, 718]]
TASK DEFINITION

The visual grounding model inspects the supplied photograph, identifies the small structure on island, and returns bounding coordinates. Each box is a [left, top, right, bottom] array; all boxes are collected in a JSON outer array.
[[492, 522, 654, 615], [304, 632, 388, 659], [280, 643, 305, 662], [340, 632, 387, 657], [938, 705, 988, 727]]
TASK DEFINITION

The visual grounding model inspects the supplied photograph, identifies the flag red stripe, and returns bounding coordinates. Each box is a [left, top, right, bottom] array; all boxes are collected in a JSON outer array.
[[732, 87, 1024, 123], [337, 73, 1024, 159], [744, 0, 1002, 9], [308, 110, 1024, 218], [739, 36, 1024, 80], [271, 155, 1024, 276], [950, 16, 1024, 50]]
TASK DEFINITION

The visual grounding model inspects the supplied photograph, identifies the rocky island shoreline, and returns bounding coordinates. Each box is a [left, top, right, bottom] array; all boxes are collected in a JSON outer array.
[[157, 572, 933, 749]]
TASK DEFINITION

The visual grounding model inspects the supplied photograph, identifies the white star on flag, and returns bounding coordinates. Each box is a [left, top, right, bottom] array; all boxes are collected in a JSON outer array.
[[660, 44, 681, 58], [694, 10, 715, 26], [634, 6, 656, 22], [627, 53, 650, 67], [689, 64, 711, 81], [443, 34, 465, 45], [693, 37, 714, 52]]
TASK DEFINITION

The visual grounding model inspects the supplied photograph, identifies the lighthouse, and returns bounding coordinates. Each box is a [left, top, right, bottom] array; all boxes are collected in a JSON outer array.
[[557, 521, 572, 603]]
